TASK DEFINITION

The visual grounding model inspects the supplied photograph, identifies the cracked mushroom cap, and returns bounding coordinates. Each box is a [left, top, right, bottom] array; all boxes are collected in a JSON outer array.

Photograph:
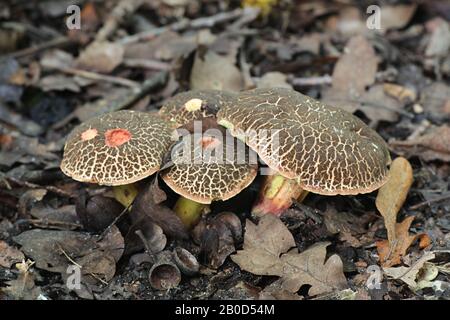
[[217, 88, 391, 195], [159, 90, 237, 128], [162, 132, 258, 204], [61, 110, 174, 186]]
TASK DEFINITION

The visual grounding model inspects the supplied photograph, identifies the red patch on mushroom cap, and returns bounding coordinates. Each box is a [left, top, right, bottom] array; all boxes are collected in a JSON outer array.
[[199, 136, 221, 150], [105, 128, 132, 147], [81, 128, 98, 141]]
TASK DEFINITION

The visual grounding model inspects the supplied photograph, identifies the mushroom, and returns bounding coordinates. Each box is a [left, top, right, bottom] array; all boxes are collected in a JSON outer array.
[[161, 129, 258, 228], [61, 110, 175, 206], [159, 90, 237, 128], [217, 88, 391, 216]]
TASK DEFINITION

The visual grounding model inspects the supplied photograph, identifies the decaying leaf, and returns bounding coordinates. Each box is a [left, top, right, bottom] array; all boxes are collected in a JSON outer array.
[[190, 49, 244, 92], [383, 251, 436, 290], [231, 215, 347, 296], [376, 157, 413, 245], [13, 226, 124, 284], [0, 240, 25, 268], [376, 216, 431, 267], [390, 125, 450, 162]]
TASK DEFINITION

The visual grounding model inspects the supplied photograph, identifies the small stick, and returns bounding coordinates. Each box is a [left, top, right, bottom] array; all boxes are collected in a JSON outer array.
[[0, 36, 71, 61], [57, 66, 140, 88], [27, 218, 82, 230], [123, 58, 171, 71], [100, 204, 131, 239], [95, 0, 145, 42], [119, 8, 246, 44], [56, 243, 82, 269], [409, 192, 450, 210], [290, 75, 333, 86], [5, 176, 75, 198]]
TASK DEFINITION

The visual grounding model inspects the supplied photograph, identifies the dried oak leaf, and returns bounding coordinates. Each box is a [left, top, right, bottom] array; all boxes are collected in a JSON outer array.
[[390, 125, 450, 162], [376, 157, 413, 245], [231, 215, 347, 296], [376, 216, 431, 267], [383, 251, 436, 290]]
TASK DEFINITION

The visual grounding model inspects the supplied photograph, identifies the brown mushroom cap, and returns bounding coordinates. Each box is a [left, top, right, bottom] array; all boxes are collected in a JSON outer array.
[[61, 110, 174, 186], [162, 132, 257, 204], [159, 90, 237, 128], [217, 88, 391, 195]]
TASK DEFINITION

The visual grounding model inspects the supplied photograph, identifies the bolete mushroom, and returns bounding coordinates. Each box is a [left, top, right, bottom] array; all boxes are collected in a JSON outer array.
[[61, 110, 175, 206], [161, 129, 257, 228], [217, 88, 391, 216], [159, 90, 237, 128]]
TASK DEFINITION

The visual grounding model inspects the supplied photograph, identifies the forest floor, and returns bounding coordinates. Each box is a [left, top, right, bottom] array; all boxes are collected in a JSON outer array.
[[0, 0, 449, 300]]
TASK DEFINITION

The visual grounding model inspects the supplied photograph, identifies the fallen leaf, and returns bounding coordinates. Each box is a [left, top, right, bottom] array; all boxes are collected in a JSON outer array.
[[129, 182, 188, 240], [193, 213, 241, 269], [190, 49, 244, 92], [231, 215, 347, 296], [379, 4, 417, 32], [0, 241, 25, 268], [40, 49, 75, 70], [257, 72, 293, 89], [231, 215, 295, 275], [376, 157, 413, 245], [390, 125, 450, 162], [322, 35, 378, 113], [13, 226, 124, 284], [359, 84, 404, 125], [376, 216, 431, 267], [420, 82, 450, 116], [425, 18, 450, 63], [76, 41, 124, 73], [383, 251, 436, 290], [39, 74, 81, 92]]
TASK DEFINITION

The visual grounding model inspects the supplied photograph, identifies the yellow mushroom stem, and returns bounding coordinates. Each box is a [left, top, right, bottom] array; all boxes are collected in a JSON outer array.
[[252, 173, 309, 216], [113, 183, 139, 209], [173, 196, 209, 229]]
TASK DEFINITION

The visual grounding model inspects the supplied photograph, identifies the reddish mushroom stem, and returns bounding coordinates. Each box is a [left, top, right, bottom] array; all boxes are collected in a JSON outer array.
[[252, 173, 309, 216]]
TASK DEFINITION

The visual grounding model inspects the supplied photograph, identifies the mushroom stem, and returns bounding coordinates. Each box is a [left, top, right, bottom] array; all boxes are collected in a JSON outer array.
[[173, 196, 208, 229], [252, 173, 308, 216], [113, 184, 139, 209]]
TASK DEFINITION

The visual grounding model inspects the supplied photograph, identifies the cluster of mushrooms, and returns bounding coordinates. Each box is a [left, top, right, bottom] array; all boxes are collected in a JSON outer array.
[[61, 87, 391, 230]]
